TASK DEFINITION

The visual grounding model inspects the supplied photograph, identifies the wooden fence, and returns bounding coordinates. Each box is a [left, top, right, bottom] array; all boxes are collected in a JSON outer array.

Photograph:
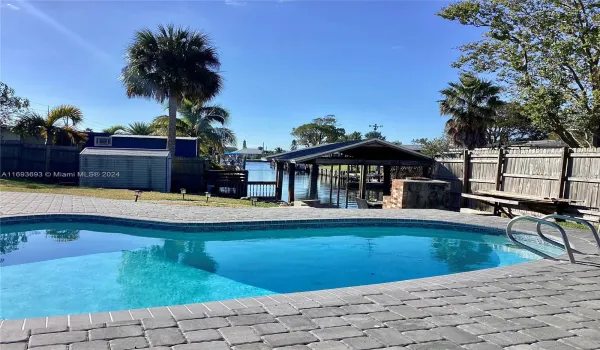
[[0, 142, 80, 182], [433, 147, 600, 219], [171, 157, 208, 193], [205, 170, 249, 198]]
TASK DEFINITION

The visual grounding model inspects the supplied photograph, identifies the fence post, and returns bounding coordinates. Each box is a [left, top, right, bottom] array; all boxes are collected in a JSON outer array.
[[493, 148, 505, 215], [461, 149, 470, 208], [557, 147, 570, 199]]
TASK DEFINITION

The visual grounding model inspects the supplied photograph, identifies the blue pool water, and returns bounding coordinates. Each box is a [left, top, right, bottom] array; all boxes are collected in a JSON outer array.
[[0, 223, 562, 319]]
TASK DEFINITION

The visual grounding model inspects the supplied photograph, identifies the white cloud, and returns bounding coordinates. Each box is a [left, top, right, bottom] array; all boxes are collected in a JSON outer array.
[[16, 0, 112, 62], [2, 3, 21, 10]]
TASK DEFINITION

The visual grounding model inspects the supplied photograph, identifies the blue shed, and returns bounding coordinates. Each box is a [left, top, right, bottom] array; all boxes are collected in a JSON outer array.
[[85, 133, 198, 157]]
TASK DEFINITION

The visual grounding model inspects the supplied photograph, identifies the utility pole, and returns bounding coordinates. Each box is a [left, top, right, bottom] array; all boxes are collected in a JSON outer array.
[[369, 124, 383, 131]]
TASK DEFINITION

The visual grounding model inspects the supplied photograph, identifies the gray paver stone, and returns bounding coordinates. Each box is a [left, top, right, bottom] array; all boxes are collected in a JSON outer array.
[[29, 332, 87, 347], [363, 328, 413, 347], [387, 305, 429, 319], [184, 329, 223, 342], [108, 337, 148, 350], [307, 341, 348, 349], [173, 341, 231, 350], [560, 336, 600, 350], [28, 346, 67, 350], [0, 331, 29, 344], [461, 343, 502, 350], [69, 324, 105, 332], [406, 341, 464, 350], [385, 319, 435, 332], [228, 314, 276, 327], [235, 307, 266, 315], [339, 305, 383, 315], [141, 318, 177, 330], [402, 329, 444, 342], [89, 326, 143, 341], [312, 318, 349, 329], [262, 332, 318, 347], [178, 317, 229, 331], [364, 294, 402, 306], [264, 304, 300, 317], [533, 315, 584, 330], [479, 332, 535, 346], [519, 325, 575, 341], [0, 343, 27, 350], [105, 321, 139, 328], [310, 326, 363, 341], [278, 316, 318, 331], [232, 343, 272, 350], [340, 336, 381, 349], [219, 326, 261, 345], [425, 315, 473, 326], [272, 346, 309, 350], [431, 326, 482, 344], [146, 328, 186, 347], [251, 323, 288, 336], [70, 340, 109, 350], [533, 340, 579, 350], [339, 315, 382, 330], [367, 311, 403, 322], [31, 326, 68, 335], [303, 308, 347, 319]]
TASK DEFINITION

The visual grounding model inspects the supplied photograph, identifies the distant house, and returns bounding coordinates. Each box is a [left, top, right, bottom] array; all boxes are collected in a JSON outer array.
[[225, 147, 264, 159], [0, 125, 45, 145], [84, 133, 198, 157]]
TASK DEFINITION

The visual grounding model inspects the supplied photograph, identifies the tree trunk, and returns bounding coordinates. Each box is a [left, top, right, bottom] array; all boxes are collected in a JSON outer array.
[[45, 129, 53, 177], [167, 96, 178, 156]]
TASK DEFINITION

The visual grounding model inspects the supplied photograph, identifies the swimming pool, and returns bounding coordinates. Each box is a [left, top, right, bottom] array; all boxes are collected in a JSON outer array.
[[0, 221, 563, 319]]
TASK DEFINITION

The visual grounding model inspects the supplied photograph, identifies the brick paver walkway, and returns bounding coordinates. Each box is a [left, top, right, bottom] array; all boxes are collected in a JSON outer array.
[[2, 192, 600, 349]]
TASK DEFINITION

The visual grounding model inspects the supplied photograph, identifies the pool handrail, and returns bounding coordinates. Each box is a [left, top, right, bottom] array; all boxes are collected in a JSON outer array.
[[537, 214, 600, 253], [506, 216, 575, 263]]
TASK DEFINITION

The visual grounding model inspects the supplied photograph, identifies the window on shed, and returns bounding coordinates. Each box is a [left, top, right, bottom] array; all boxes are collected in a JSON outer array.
[[94, 137, 112, 146]]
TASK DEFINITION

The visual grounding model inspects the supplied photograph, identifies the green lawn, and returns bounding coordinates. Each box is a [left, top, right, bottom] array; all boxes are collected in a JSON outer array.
[[0, 179, 278, 208]]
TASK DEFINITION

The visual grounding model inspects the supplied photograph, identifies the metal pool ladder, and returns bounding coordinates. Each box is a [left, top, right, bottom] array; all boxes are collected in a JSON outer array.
[[506, 215, 600, 264]]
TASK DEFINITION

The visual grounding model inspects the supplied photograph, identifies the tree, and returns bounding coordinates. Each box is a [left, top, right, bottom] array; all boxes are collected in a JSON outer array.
[[438, 0, 600, 147], [273, 147, 285, 154], [84, 128, 93, 132], [412, 136, 452, 156], [364, 131, 386, 140], [102, 125, 127, 134], [291, 115, 346, 147], [488, 103, 548, 145], [120, 24, 222, 156], [153, 99, 236, 155], [290, 140, 298, 151], [126, 122, 155, 135], [439, 73, 503, 149], [0, 82, 29, 125], [242, 140, 247, 149], [343, 131, 363, 141], [12, 105, 85, 173]]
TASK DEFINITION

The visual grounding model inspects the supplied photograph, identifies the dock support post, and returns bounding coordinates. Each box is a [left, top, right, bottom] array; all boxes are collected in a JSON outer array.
[[309, 164, 319, 199], [275, 162, 284, 200], [359, 164, 368, 199], [288, 163, 296, 204]]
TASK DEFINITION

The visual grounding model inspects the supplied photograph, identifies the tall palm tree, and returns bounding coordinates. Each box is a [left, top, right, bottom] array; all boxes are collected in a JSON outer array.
[[126, 122, 155, 135], [153, 99, 236, 155], [12, 105, 85, 173], [439, 73, 503, 149], [120, 24, 222, 156], [102, 125, 127, 134]]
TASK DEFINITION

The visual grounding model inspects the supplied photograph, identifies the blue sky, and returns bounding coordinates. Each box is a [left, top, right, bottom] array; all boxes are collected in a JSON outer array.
[[1, 0, 482, 150]]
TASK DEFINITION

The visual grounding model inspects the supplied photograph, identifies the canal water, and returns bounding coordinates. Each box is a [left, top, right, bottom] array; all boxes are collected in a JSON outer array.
[[245, 162, 382, 208]]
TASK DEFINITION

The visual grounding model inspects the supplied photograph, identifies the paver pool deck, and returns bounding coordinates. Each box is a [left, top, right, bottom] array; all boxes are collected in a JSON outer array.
[[2, 192, 600, 350]]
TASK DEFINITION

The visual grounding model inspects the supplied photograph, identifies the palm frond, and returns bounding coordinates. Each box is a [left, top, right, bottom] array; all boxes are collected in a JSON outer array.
[[11, 113, 45, 137], [102, 125, 127, 134], [126, 122, 155, 135], [59, 125, 88, 145], [46, 105, 83, 127]]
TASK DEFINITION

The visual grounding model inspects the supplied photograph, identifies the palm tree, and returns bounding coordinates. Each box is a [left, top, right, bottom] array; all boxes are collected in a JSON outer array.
[[153, 99, 236, 155], [120, 24, 222, 156], [12, 105, 85, 173], [439, 73, 503, 149], [102, 125, 127, 134], [126, 122, 155, 135]]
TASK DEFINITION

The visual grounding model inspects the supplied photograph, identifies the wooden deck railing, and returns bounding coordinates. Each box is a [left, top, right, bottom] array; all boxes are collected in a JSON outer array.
[[247, 181, 277, 198]]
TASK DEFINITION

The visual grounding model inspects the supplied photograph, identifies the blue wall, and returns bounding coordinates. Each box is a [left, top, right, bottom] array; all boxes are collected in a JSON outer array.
[[85, 133, 197, 157]]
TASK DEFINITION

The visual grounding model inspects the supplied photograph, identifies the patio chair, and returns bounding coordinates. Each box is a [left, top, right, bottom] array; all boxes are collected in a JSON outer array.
[[355, 198, 370, 209]]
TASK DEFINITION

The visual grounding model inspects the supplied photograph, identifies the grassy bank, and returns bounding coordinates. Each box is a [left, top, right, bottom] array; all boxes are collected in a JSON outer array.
[[0, 179, 278, 208]]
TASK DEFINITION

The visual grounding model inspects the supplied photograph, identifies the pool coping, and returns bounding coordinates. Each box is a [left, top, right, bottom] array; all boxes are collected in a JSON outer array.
[[2, 192, 600, 350]]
